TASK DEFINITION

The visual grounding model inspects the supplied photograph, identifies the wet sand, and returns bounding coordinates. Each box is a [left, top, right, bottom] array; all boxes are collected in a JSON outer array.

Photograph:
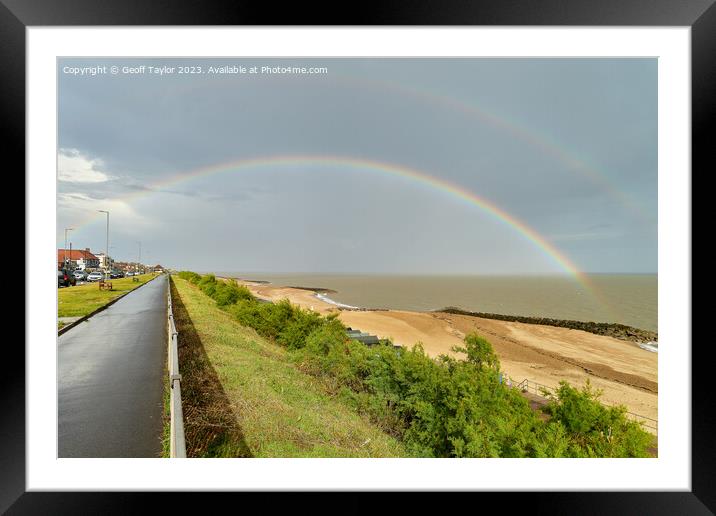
[[226, 278, 658, 424]]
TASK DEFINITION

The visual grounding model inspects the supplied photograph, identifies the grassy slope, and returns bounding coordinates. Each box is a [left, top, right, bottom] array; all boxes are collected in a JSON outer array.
[[171, 276, 408, 458], [57, 273, 157, 318], [161, 368, 171, 458]]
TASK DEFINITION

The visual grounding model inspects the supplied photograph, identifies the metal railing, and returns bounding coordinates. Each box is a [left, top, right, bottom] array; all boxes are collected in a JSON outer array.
[[167, 275, 187, 457], [509, 377, 658, 435]]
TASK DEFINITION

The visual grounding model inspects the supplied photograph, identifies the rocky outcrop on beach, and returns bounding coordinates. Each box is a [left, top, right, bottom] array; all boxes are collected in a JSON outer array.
[[437, 307, 657, 343], [288, 286, 338, 294]]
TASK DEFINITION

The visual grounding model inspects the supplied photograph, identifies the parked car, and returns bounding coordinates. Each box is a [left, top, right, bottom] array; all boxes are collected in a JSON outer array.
[[87, 271, 105, 282], [109, 270, 123, 279], [73, 270, 88, 281], [57, 269, 76, 287]]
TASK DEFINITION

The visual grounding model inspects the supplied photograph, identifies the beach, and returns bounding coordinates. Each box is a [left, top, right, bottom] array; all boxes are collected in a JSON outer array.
[[225, 278, 658, 426]]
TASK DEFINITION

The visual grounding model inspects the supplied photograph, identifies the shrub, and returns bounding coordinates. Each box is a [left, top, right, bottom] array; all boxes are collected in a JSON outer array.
[[303, 316, 347, 356], [277, 307, 324, 350], [198, 274, 218, 298], [452, 333, 500, 371], [178, 271, 202, 284], [213, 280, 252, 307], [297, 320, 361, 388], [228, 298, 262, 328], [542, 380, 653, 457], [255, 300, 294, 340], [179, 273, 257, 308]]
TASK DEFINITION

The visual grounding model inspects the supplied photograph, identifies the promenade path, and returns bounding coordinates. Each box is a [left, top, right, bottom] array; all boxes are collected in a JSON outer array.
[[58, 274, 167, 457]]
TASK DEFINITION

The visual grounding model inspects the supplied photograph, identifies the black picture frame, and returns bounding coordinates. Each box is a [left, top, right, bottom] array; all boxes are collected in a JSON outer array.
[[7, 0, 710, 512]]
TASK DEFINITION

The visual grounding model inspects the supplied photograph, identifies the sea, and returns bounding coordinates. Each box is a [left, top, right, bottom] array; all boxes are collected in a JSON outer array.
[[214, 273, 657, 333]]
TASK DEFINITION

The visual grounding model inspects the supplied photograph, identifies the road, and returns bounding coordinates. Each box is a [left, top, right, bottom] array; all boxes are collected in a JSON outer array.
[[58, 274, 167, 457]]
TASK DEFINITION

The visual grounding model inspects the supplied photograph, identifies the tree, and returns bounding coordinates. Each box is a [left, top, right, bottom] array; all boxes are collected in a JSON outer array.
[[452, 333, 500, 371]]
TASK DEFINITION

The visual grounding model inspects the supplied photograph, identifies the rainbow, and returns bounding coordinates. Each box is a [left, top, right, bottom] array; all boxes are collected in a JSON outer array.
[[61, 154, 619, 313], [333, 74, 654, 225], [78, 155, 582, 274], [173, 70, 654, 225]]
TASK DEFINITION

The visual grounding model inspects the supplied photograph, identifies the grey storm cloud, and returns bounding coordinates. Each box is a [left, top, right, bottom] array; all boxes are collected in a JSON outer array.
[[57, 58, 657, 273]]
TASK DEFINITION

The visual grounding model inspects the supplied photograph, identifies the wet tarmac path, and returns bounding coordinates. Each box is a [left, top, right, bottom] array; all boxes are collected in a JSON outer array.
[[58, 275, 167, 457]]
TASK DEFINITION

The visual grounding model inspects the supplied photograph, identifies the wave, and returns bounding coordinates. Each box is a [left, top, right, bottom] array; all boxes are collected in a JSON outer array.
[[314, 292, 360, 309], [637, 341, 658, 353]]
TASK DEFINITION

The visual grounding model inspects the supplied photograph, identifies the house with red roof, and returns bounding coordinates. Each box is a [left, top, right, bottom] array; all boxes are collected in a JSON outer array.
[[58, 248, 100, 270]]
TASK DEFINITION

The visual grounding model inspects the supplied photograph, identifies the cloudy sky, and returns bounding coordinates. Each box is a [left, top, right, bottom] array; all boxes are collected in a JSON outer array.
[[57, 58, 656, 274]]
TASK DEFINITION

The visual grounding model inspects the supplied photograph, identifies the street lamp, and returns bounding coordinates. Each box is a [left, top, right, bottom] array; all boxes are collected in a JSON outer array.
[[97, 210, 109, 271], [108, 246, 117, 269], [63, 227, 74, 268]]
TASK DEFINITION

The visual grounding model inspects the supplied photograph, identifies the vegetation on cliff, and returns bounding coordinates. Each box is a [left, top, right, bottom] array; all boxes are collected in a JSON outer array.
[[176, 271, 653, 457]]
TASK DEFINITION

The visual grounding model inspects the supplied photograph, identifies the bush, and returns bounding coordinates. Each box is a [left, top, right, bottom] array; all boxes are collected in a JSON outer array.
[[254, 300, 294, 340], [214, 280, 252, 307], [542, 380, 653, 457], [297, 320, 364, 389], [228, 298, 262, 329], [278, 307, 324, 350], [377, 343, 539, 457], [452, 333, 500, 371], [178, 271, 202, 284], [303, 316, 347, 356], [178, 272, 255, 307], [198, 274, 217, 298]]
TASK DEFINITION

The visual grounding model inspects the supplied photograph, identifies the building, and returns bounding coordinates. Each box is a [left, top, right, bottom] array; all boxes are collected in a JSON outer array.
[[152, 264, 164, 272], [113, 261, 133, 272], [114, 261, 144, 273], [57, 248, 100, 270], [95, 253, 114, 270]]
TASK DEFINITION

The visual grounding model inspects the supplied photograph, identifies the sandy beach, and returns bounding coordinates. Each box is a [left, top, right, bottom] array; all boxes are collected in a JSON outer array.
[[226, 278, 658, 426]]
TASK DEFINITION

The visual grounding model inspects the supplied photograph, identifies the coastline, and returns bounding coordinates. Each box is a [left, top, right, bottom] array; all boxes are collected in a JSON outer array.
[[235, 276, 657, 342], [223, 273, 657, 332], [222, 276, 658, 425]]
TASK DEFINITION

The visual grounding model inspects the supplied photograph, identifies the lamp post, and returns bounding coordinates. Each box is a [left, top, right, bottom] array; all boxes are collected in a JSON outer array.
[[137, 241, 141, 275], [108, 246, 117, 271], [98, 210, 109, 271], [63, 228, 74, 268]]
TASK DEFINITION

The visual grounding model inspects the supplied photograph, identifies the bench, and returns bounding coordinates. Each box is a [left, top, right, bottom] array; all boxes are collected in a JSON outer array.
[[99, 281, 113, 291]]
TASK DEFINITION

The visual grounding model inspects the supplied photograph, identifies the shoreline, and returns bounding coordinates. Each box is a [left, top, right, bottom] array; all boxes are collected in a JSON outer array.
[[222, 275, 658, 425], [232, 277, 657, 344]]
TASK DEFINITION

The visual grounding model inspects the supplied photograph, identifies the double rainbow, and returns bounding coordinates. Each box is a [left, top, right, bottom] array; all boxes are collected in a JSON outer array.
[[61, 154, 620, 314], [85, 155, 582, 276]]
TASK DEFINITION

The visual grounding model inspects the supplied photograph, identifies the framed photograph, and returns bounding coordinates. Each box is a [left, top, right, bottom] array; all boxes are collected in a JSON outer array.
[[9, 0, 709, 511]]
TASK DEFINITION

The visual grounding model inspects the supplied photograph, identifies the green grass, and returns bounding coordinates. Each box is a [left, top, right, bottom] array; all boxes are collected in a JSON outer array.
[[57, 273, 157, 318], [171, 276, 408, 458], [161, 364, 171, 458]]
